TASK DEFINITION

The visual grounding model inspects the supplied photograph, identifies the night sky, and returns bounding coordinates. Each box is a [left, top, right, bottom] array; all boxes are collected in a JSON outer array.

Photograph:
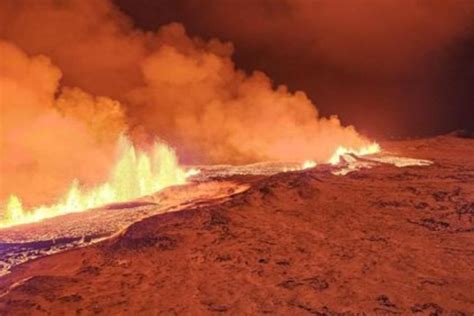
[[115, 0, 474, 138]]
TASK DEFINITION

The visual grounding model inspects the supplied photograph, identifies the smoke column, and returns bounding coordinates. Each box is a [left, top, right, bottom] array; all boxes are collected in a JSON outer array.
[[1, 0, 375, 205]]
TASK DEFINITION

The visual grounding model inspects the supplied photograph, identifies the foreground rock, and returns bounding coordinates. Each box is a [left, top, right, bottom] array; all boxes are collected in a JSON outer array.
[[0, 136, 473, 314]]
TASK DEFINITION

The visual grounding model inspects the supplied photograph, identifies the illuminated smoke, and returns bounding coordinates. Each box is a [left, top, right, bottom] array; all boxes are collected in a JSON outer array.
[[1, 137, 192, 228], [0, 0, 380, 209], [0, 41, 124, 205]]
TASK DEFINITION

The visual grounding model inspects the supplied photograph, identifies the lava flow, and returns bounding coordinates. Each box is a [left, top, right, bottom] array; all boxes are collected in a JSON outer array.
[[1, 1, 473, 314], [328, 143, 381, 165], [0, 140, 381, 229], [1, 137, 198, 229]]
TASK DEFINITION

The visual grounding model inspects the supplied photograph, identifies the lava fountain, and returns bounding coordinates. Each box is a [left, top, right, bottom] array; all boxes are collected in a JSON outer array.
[[328, 143, 381, 165], [0, 139, 381, 229], [0, 137, 198, 229]]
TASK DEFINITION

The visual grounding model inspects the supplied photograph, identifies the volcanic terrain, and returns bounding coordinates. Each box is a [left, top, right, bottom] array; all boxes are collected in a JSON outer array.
[[0, 135, 473, 315]]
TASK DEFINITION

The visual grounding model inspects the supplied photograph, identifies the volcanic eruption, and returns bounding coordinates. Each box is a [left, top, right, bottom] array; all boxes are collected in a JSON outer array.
[[0, 1, 473, 314], [0, 0, 380, 227]]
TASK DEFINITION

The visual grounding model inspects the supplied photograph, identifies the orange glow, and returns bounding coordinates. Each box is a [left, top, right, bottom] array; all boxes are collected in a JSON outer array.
[[0, 3, 385, 230], [302, 160, 317, 169], [0, 137, 197, 229], [328, 143, 381, 165]]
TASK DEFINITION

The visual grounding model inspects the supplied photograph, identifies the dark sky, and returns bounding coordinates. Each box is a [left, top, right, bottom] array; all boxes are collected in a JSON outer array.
[[115, 0, 474, 138]]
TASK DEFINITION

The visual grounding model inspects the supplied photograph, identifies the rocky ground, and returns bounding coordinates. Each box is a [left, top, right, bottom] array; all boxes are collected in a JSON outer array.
[[0, 135, 473, 315]]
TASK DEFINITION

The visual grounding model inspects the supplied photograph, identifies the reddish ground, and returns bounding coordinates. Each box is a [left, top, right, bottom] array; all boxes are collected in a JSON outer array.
[[0, 135, 473, 315]]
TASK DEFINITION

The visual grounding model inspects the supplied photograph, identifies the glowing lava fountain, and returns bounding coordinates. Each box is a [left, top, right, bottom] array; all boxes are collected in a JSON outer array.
[[1, 137, 198, 229], [0, 137, 380, 229], [328, 143, 381, 165]]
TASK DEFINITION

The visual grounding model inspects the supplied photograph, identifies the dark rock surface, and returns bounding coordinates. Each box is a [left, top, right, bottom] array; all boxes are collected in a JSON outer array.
[[0, 136, 473, 314]]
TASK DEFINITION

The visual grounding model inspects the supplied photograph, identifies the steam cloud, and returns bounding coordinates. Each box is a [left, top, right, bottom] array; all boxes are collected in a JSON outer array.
[[0, 41, 125, 205], [1, 0, 375, 205], [115, 0, 474, 136]]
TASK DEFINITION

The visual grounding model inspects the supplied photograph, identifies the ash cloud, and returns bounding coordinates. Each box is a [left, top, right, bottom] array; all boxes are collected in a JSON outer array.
[[0, 0, 401, 204], [0, 41, 125, 205], [115, 0, 474, 136]]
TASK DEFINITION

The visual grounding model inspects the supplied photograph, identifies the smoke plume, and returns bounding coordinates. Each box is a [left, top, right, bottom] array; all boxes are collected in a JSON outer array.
[[115, 0, 474, 136], [0, 41, 125, 205], [1, 0, 376, 204]]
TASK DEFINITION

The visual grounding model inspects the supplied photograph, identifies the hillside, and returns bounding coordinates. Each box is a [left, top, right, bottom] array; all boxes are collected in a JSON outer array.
[[0, 136, 473, 315]]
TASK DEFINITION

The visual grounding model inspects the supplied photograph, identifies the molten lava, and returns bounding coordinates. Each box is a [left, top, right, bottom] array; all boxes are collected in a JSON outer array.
[[328, 143, 381, 165], [302, 160, 317, 169], [0, 135, 380, 229], [0, 137, 196, 229]]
